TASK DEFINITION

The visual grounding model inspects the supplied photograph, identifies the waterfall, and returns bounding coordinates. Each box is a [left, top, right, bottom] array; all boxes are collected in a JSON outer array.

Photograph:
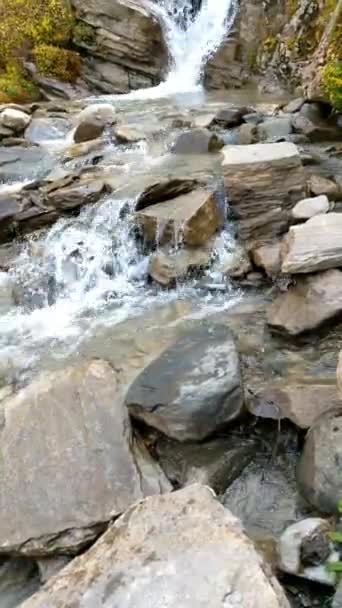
[[148, 0, 238, 95]]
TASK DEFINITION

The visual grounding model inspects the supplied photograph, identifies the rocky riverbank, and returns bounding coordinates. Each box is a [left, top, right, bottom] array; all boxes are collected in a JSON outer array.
[[0, 89, 341, 607]]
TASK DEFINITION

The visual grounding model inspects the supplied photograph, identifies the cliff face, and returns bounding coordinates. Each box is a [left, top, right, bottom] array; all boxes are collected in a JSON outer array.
[[69, 0, 341, 105]]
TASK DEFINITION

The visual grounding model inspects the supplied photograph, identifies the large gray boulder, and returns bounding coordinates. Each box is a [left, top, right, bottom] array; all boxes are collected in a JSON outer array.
[[126, 324, 243, 441], [221, 143, 306, 242], [20, 485, 290, 608], [297, 411, 342, 514], [0, 360, 170, 556]]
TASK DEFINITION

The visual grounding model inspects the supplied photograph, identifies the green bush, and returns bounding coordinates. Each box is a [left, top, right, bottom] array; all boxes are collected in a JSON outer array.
[[0, 64, 39, 103]]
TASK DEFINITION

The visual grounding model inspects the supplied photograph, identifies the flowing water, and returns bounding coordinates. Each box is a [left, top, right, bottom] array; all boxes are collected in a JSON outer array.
[[0, 0, 241, 384]]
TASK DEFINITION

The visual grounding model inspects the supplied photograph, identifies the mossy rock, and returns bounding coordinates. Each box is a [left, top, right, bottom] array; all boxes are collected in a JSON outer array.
[[33, 45, 81, 82]]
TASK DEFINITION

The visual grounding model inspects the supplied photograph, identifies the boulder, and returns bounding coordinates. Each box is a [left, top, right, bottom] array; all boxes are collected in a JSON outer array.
[[221, 143, 306, 241], [73, 103, 116, 143], [20, 485, 291, 608], [0, 360, 170, 556], [25, 117, 71, 144], [277, 518, 337, 586], [291, 194, 330, 221], [212, 106, 250, 128], [247, 380, 342, 429], [125, 324, 243, 442], [37, 557, 71, 584], [113, 125, 146, 143], [292, 113, 341, 142], [251, 241, 282, 276], [297, 411, 342, 514], [148, 247, 210, 286], [238, 122, 258, 145], [258, 117, 292, 141], [156, 436, 257, 493], [71, 0, 165, 93], [135, 178, 199, 211], [171, 128, 224, 154], [337, 350, 342, 398], [0, 108, 31, 132], [282, 214, 342, 274], [309, 174, 340, 200], [283, 98, 305, 113], [221, 245, 252, 278], [267, 270, 342, 336], [135, 188, 224, 247]]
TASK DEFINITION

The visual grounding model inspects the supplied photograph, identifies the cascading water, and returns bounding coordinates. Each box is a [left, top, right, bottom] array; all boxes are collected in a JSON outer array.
[[0, 0, 240, 383], [156, 0, 238, 92]]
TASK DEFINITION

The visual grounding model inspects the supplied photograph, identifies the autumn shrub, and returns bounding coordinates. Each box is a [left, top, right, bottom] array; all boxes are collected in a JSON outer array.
[[321, 62, 342, 111], [33, 45, 81, 82], [73, 21, 96, 47]]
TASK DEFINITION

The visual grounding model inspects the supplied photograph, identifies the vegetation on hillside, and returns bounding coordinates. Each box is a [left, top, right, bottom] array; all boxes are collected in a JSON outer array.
[[0, 0, 80, 102]]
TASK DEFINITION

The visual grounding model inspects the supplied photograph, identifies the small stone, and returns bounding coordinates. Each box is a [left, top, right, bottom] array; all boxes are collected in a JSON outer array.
[[149, 247, 210, 286], [291, 195, 330, 221], [258, 117, 292, 141], [63, 138, 103, 161], [277, 518, 336, 586], [0, 108, 31, 132], [37, 557, 71, 584], [113, 125, 146, 143], [238, 123, 258, 145]]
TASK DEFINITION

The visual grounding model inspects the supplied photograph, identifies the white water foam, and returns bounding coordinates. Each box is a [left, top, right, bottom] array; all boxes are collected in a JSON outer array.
[[120, 0, 238, 99]]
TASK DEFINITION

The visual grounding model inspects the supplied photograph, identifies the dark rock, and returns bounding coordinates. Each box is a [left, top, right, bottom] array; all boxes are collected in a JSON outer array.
[[258, 117, 292, 141], [126, 323, 243, 441], [0, 557, 39, 608], [135, 178, 199, 211], [156, 435, 257, 492], [171, 128, 224, 154], [213, 106, 251, 128]]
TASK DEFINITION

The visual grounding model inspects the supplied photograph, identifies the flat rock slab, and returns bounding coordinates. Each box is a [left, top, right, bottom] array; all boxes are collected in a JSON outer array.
[[282, 213, 342, 274], [267, 269, 342, 336], [135, 188, 224, 247], [125, 324, 243, 441], [0, 360, 170, 556], [221, 143, 305, 241], [20, 485, 290, 608]]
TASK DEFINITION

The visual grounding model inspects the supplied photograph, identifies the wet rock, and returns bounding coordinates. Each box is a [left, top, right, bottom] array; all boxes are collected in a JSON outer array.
[[63, 138, 104, 161], [0, 557, 39, 608], [291, 195, 330, 221], [222, 143, 306, 241], [213, 105, 250, 128], [243, 111, 264, 125], [251, 241, 282, 276], [73, 103, 116, 143], [113, 125, 146, 143], [36, 557, 71, 584], [309, 174, 340, 200], [20, 485, 290, 608], [258, 117, 293, 141], [193, 113, 216, 129], [0, 243, 20, 271], [221, 245, 252, 278], [277, 518, 337, 586], [0, 360, 170, 556], [156, 436, 257, 493], [126, 324, 243, 442], [0, 108, 30, 133], [282, 214, 342, 274], [148, 247, 210, 286], [297, 411, 342, 514], [45, 176, 108, 210], [267, 270, 342, 336], [247, 381, 341, 430], [0, 146, 53, 182], [135, 178, 199, 211], [135, 187, 224, 247], [25, 117, 71, 145], [0, 125, 13, 139], [171, 128, 224, 154]]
